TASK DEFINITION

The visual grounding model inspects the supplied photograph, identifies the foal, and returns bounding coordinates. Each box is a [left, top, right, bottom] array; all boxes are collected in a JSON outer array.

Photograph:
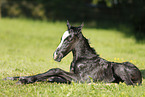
[[4, 21, 142, 85]]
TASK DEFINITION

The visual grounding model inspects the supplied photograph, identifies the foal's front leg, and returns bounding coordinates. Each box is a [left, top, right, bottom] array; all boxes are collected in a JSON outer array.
[[15, 68, 78, 84]]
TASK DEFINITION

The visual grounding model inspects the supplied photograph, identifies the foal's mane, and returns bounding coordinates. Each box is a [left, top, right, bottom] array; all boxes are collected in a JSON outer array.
[[81, 34, 99, 57]]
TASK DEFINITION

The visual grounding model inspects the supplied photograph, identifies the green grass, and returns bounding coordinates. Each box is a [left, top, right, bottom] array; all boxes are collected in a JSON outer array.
[[0, 18, 145, 97]]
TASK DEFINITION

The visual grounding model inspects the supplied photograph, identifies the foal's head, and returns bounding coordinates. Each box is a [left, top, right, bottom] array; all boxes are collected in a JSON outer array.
[[53, 21, 84, 62]]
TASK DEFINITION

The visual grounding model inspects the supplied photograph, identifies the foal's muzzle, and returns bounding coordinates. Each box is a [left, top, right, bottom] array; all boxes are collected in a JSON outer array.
[[53, 51, 62, 62]]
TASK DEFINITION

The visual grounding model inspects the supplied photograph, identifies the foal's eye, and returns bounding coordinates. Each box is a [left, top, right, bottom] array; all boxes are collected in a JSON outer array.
[[70, 29, 73, 32]]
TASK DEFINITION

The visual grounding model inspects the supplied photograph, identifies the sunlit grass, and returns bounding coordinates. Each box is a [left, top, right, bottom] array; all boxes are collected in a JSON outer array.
[[0, 18, 145, 97]]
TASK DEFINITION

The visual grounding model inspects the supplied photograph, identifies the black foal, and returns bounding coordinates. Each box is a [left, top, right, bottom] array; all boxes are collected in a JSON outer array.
[[4, 21, 142, 85]]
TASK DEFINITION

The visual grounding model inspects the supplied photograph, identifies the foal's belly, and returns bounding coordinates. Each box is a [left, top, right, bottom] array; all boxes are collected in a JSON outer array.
[[75, 63, 102, 83], [74, 62, 115, 83]]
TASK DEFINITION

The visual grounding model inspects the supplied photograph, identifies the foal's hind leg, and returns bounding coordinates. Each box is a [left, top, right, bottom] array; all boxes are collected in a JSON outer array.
[[113, 64, 134, 85], [114, 66, 134, 85]]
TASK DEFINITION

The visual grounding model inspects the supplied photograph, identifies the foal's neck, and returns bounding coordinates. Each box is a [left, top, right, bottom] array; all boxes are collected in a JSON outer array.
[[72, 35, 98, 61]]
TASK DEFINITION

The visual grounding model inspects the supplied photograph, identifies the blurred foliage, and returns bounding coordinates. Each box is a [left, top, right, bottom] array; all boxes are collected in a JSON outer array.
[[1, 0, 145, 41], [1, 0, 90, 21]]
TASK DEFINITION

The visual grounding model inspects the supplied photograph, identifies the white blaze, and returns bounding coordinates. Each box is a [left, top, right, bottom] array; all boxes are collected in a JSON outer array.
[[57, 31, 70, 48]]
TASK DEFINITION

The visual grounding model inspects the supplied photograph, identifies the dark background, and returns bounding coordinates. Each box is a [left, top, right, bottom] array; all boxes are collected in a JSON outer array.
[[0, 0, 145, 42]]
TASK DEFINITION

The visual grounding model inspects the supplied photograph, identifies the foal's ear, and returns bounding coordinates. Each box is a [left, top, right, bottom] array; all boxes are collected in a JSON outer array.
[[78, 22, 84, 33], [67, 20, 71, 29], [79, 22, 84, 29]]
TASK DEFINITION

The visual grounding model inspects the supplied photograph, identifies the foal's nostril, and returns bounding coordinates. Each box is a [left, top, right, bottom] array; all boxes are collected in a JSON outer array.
[[53, 52, 58, 60]]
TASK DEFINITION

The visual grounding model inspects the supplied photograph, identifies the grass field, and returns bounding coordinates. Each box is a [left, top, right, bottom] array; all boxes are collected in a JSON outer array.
[[0, 18, 145, 97]]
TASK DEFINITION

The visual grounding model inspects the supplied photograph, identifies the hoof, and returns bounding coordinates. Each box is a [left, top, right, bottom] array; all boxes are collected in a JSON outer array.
[[3, 77, 14, 81], [16, 81, 23, 85], [16, 78, 28, 84]]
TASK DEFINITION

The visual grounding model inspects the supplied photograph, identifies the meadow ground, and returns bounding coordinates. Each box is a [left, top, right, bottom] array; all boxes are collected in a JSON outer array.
[[0, 18, 145, 97]]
